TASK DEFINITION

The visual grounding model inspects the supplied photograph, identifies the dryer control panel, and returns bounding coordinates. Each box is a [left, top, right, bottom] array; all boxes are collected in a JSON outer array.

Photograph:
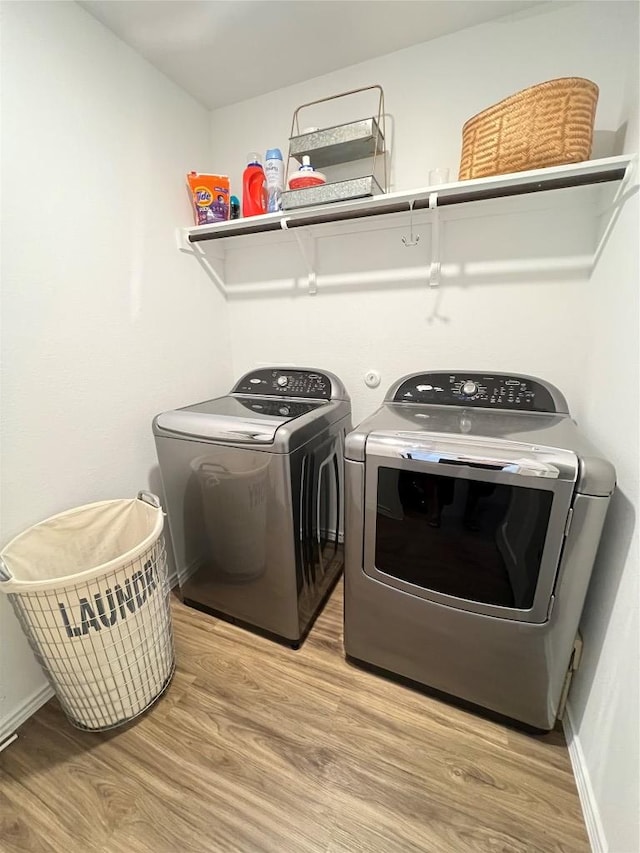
[[390, 372, 566, 413], [233, 368, 333, 399]]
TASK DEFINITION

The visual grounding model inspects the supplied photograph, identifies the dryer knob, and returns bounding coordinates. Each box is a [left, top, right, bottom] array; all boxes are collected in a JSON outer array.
[[276, 375, 288, 387], [462, 381, 478, 396]]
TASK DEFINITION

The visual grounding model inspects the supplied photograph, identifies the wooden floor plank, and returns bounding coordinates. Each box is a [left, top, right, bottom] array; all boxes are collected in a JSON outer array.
[[1, 581, 589, 853]]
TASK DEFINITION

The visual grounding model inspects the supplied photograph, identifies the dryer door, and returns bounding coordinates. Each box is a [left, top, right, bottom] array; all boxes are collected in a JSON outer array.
[[363, 433, 578, 623]]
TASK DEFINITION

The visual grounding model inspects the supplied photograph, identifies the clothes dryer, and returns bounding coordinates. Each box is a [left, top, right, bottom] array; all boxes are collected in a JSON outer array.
[[344, 371, 614, 729]]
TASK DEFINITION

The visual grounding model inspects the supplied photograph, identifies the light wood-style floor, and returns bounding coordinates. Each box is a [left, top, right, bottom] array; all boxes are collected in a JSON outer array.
[[1, 581, 589, 853]]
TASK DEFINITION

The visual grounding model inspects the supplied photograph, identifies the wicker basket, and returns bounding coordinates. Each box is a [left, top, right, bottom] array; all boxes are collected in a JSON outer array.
[[458, 77, 599, 180]]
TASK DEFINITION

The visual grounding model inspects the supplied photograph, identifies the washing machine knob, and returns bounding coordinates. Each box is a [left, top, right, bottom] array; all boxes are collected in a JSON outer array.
[[276, 375, 288, 388], [462, 380, 478, 396]]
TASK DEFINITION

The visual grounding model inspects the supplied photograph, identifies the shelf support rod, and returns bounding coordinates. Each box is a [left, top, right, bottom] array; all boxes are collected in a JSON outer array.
[[282, 218, 317, 295], [429, 192, 441, 287]]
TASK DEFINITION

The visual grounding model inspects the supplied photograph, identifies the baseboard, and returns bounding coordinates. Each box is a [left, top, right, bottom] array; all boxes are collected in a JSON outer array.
[[563, 703, 607, 853], [0, 682, 54, 745]]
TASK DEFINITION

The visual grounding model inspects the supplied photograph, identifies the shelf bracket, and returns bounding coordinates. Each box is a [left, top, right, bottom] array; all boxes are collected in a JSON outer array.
[[175, 227, 227, 298], [283, 219, 317, 295], [429, 192, 441, 287], [593, 156, 638, 269]]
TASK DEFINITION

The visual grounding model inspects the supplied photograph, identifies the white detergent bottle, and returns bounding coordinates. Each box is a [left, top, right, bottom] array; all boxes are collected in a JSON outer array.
[[265, 148, 285, 212]]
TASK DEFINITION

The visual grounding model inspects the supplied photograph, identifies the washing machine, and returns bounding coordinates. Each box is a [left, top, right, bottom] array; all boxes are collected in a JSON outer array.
[[153, 367, 351, 647], [344, 370, 615, 729]]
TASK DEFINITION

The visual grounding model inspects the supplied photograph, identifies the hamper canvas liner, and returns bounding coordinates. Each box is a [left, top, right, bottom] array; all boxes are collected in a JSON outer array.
[[0, 493, 174, 731], [459, 77, 599, 180]]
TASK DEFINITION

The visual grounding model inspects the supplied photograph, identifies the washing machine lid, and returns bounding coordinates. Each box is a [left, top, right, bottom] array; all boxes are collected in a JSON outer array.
[[155, 395, 328, 444]]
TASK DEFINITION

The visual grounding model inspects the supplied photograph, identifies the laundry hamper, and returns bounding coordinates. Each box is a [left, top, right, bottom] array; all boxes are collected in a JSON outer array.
[[0, 492, 175, 731]]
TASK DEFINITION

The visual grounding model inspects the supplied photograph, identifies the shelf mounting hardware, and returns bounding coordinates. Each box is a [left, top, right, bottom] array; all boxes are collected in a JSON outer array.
[[282, 218, 318, 295], [401, 199, 420, 247], [593, 156, 638, 268], [176, 227, 227, 297], [429, 192, 441, 288]]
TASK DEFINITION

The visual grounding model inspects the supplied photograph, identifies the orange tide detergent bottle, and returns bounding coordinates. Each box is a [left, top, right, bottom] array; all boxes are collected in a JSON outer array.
[[186, 172, 230, 224], [242, 153, 266, 217]]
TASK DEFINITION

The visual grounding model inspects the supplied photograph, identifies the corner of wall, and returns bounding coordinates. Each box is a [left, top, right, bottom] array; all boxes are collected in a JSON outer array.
[[563, 703, 608, 852], [0, 683, 54, 745]]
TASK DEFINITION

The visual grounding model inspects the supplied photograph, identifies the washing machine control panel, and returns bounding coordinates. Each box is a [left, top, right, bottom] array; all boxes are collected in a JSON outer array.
[[233, 369, 332, 399], [391, 372, 558, 412]]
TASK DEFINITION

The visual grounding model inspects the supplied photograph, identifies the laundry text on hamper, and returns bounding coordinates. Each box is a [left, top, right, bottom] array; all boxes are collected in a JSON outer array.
[[57, 559, 158, 637]]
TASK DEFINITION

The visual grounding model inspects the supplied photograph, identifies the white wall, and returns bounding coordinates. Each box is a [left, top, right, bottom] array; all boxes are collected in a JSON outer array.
[[218, 194, 598, 425], [209, 2, 639, 850], [0, 1, 232, 738], [569, 186, 639, 853], [567, 66, 639, 852]]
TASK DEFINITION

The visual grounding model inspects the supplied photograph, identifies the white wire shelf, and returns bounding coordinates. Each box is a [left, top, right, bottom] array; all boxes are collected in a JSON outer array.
[[176, 154, 636, 297], [179, 155, 633, 246]]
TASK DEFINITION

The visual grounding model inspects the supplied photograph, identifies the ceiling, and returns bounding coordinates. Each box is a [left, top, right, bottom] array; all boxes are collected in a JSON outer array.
[[79, 0, 545, 110]]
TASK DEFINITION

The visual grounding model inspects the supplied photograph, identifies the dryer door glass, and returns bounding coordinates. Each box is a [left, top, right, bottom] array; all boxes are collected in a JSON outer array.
[[375, 467, 553, 608]]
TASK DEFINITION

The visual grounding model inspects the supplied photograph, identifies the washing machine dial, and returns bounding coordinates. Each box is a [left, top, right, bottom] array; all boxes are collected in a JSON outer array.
[[276, 375, 288, 388], [462, 380, 478, 396]]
